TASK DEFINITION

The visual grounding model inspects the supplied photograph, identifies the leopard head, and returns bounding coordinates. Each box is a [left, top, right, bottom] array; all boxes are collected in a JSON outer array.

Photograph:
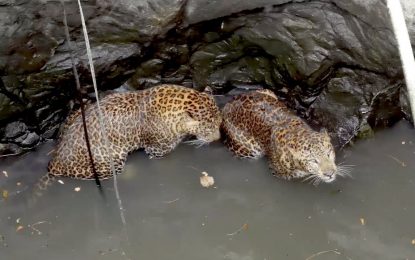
[[271, 128, 339, 184], [182, 92, 222, 145], [296, 130, 337, 183]]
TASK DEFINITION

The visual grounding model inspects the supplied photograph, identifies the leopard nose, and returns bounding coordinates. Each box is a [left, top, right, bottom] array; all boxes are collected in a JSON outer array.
[[322, 172, 336, 183], [323, 172, 335, 179]]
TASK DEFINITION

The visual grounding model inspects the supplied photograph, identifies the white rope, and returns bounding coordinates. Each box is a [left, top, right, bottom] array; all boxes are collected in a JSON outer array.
[[76, 0, 127, 226], [387, 0, 415, 125]]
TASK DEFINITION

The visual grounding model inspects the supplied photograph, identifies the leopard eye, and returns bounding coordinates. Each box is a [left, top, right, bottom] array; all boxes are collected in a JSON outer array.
[[310, 159, 319, 164]]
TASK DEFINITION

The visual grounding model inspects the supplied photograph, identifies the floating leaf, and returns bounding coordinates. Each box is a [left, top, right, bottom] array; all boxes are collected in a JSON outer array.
[[2, 171, 8, 177], [74, 187, 81, 192], [360, 218, 365, 226]]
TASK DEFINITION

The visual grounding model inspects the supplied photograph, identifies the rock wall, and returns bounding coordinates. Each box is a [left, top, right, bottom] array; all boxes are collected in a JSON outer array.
[[0, 0, 186, 154], [0, 0, 414, 154]]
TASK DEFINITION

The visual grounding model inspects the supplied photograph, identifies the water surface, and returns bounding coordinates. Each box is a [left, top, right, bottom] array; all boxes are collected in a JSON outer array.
[[1, 121, 415, 260]]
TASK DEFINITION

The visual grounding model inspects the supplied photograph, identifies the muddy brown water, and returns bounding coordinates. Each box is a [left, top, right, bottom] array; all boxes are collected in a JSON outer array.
[[0, 121, 415, 260]]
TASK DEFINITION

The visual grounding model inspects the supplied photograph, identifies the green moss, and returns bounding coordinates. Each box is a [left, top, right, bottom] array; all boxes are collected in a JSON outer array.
[[356, 123, 375, 139]]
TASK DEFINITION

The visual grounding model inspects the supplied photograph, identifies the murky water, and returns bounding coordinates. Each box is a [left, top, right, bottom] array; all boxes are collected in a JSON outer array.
[[1, 121, 415, 260]]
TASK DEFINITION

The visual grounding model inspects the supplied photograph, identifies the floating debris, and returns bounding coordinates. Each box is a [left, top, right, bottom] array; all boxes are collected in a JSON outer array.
[[163, 198, 179, 204], [16, 225, 24, 232], [387, 155, 407, 167], [2, 190, 8, 199], [200, 172, 214, 188], [330, 189, 342, 195], [360, 217, 366, 226], [28, 221, 49, 235], [305, 249, 341, 260], [74, 187, 81, 192], [412, 239, 415, 245], [98, 248, 119, 256], [227, 223, 248, 236], [2, 171, 8, 178], [58, 180, 65, 185]]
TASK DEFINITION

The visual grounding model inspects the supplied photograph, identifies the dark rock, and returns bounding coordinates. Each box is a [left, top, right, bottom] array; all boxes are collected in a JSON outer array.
[[13, 132, 29, 144], [401, 0, 415, 43], [0, 0, 188, 150], [178, 1, 408, 146], [309, 69, 402, 148], [0, 142, 23, 156], [20, 132, 40, 147], [189, 2, 401, 92], [400, 87, 413, 123], [41, 125, 60, 140], [3, 121, 28, 140]]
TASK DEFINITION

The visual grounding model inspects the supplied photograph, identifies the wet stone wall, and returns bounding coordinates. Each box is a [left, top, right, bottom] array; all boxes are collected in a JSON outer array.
[[0, 0, 414, 154]]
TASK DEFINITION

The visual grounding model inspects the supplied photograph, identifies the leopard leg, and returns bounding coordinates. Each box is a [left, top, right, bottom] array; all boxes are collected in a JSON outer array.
[[268, 148, 297, 180], [91, 148, 128, 179], [222, 120, 263, 159], [142, 127, 181, 159], [144, 139, 180, 159]]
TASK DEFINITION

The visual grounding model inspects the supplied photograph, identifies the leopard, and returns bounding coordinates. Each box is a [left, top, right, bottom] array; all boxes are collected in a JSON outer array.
[[37, 84, 222, 190], [222, 89, 349, 184]]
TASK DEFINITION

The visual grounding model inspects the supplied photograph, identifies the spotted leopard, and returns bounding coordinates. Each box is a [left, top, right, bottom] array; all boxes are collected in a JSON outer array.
[[42, 84, 221, 187], [222, 89, 348, 184]]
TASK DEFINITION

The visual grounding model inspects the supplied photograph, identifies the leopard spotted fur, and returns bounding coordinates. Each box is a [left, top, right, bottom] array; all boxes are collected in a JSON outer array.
[[47, 84, 222, 181]]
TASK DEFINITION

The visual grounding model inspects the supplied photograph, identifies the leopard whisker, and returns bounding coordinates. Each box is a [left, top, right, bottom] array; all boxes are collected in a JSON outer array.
[[337, 170, 353, 178], [184, 140, 200, 145], [196, 141, 207, 148], [336, 165, 354, 178], [307, 175, 319, 185], [338, 162, 355, 167], [185, 139, 208, 148], [312, 177, 322, 186], [302, 174, 316, 182]]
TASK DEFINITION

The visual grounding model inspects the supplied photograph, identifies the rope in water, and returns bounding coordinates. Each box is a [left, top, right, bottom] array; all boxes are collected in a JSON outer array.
[[60, 2, 102, 189], [387, 0, 415, 125], [75, 0, 127, 226]]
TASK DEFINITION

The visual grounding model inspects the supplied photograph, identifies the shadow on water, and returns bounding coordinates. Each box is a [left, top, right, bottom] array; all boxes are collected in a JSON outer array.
[[1, 120, 415, 260]]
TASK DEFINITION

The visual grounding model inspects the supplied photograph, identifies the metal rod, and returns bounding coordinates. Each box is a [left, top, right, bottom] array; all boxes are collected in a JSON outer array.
[[387, 0, 415, 125]]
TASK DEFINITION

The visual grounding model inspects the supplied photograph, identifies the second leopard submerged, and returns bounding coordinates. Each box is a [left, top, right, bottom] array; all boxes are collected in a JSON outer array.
[[222, 89, 345, 184]]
